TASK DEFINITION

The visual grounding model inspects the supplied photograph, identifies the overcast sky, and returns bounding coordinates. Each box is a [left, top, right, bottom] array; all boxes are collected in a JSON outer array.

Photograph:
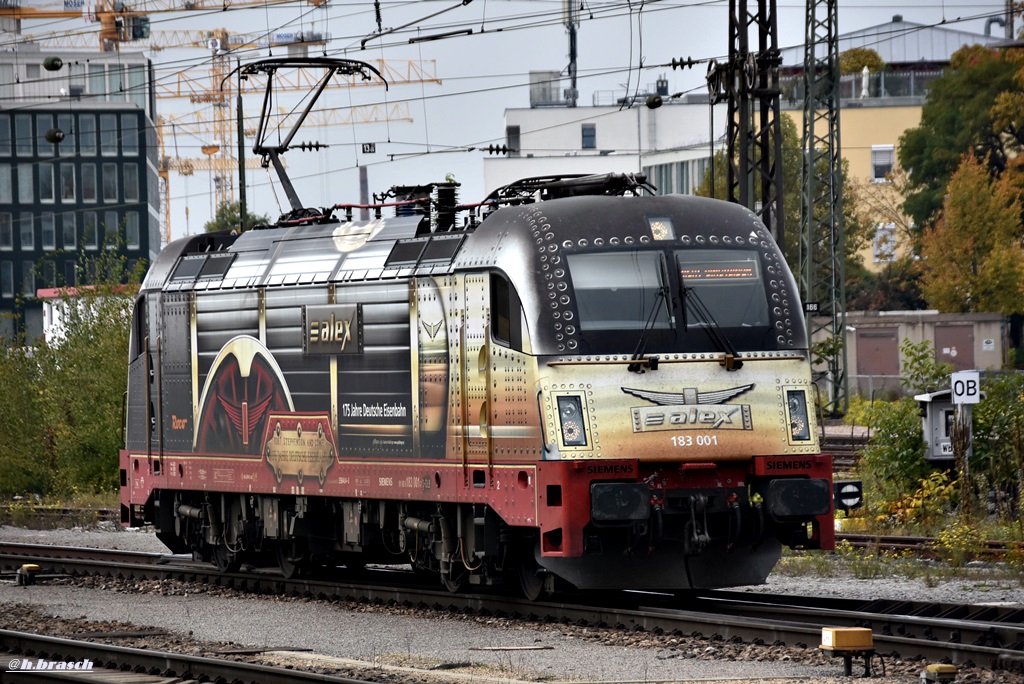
[[17, 1, 1011, 240]]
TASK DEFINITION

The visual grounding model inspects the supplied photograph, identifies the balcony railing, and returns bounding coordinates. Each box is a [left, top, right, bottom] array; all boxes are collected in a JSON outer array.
[[779, 69, 943, 106]]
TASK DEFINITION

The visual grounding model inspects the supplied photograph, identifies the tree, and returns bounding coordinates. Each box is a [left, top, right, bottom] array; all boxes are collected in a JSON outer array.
[[203, 201, 273, 233], [846, 168, 927, 309], [839, 48, 885, 76], [920, 154, 1024, 315], [0, 248, 142, 497], [38, 248, 144, 493], [898, 45, 1024, 228], [846, 258, 926, 311]]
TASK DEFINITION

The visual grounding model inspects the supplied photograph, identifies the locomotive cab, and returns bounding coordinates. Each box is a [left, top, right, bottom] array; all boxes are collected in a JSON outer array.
[[456, 188, 832, 590]]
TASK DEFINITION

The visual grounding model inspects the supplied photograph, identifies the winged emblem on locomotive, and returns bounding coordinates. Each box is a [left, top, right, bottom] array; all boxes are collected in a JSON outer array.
[[622, 384, 755, 432], [621, 383, 754, 406]]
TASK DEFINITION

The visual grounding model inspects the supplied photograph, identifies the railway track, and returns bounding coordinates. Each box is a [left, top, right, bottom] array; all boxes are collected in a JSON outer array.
[[0, 628, 374, 684], [839, 533, 1024, 560], [0, 542, 1021, 673]]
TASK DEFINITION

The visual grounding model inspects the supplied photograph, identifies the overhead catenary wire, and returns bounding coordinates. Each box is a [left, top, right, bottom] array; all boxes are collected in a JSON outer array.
[[0, 0, 1008, 220]]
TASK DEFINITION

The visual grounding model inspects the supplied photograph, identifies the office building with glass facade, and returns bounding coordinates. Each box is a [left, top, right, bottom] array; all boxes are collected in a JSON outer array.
[[0, 48, 159, 340]]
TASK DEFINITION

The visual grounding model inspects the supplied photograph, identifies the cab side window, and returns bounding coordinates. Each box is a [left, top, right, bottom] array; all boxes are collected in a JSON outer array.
[[130, 295, 146, 360], [490, 273, 522, 350]]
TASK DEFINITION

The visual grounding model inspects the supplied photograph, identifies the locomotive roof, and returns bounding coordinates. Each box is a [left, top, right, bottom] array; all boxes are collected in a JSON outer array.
[[142, 193, 773, 295]]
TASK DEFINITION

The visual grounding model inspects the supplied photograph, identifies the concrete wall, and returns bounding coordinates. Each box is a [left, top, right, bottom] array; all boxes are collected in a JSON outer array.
[[812, 311, 1007, 398]]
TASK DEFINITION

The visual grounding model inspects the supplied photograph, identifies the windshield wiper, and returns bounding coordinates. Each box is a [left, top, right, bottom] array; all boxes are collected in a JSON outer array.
[[680, 281, 743, 371], [627, 285, 669, 373]]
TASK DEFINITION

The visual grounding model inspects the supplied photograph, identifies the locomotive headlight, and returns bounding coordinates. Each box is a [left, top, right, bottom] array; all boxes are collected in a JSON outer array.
[[556, 395, 588, 447], [786, 390, 811, 441]]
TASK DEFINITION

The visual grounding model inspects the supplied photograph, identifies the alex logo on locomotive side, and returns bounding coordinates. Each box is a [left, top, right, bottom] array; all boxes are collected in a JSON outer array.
[[303, 304, 360, 355]]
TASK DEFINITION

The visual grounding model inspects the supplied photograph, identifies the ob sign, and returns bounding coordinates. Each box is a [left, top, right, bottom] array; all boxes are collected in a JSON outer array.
[[951, 371, 981, 405]]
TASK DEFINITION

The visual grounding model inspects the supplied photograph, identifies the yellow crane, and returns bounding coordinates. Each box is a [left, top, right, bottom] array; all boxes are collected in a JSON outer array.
[[0, 0, 328, 49], [7, 11, 441, 243]]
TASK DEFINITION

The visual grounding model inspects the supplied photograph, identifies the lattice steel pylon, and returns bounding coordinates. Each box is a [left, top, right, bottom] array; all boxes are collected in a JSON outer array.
[[717, 0, 785, 251], [716, 0, 786, 250], [799, 0, 847, 415]]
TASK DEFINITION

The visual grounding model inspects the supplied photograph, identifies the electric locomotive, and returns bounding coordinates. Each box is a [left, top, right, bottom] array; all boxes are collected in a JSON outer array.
[[120, 173, 833, 595]]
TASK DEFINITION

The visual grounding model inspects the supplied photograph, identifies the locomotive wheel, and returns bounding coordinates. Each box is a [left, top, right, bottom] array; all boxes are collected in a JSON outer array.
[[516, 557, 546, 601], [213, 543, 240, 573], [277, 540, 309, 579], [442, 575, 464, 593], [512, 541, 547, 601]]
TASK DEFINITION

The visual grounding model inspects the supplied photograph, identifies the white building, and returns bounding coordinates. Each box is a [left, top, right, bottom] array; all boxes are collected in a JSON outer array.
[[484, 77, 726, 197]]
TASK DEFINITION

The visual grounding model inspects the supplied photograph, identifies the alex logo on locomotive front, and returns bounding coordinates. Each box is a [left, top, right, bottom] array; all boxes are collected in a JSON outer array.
[[623, 384, 755, 432]]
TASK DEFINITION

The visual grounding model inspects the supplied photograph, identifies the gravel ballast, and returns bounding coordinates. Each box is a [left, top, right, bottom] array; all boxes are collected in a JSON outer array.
[[1, 524, 1022, 683]]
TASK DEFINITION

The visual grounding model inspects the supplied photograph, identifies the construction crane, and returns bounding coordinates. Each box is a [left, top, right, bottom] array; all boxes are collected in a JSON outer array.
[[8, 17, 439, 241], [0, 0, 327, 48], [0, 0, 153, 51]]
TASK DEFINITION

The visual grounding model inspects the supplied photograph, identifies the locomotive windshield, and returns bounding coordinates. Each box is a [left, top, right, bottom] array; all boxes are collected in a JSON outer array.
[[566, 251, 672, 331], [563, 247, 790, 354], [676, 250, 769, 329]]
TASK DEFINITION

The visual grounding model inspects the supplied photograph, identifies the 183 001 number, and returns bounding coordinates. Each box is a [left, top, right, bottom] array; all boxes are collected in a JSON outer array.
[[670, 435, 718, 447]]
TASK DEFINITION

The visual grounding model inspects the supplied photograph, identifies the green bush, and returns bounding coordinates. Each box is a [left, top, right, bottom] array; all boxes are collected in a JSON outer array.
[[858, 397, 930, 517], [974, 372, 1024, 521]]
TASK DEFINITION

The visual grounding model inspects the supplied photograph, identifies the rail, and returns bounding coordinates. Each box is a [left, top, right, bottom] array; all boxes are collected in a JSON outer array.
[[0, 542, 1020, 672]]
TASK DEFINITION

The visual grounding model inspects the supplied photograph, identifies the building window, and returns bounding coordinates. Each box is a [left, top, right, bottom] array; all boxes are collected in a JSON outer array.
[[88, 64, 105, 99], [0, 115, 10, 156], [1, 261, 12, 298], [127, 65, 147, 110], [108, 65, 124, 101], [57, 113, 76, 155], [872, 145, 894, 182], [873, 223, 896, 263], [104, 210, 119, 248], [61, 213, 76, 251], [581, 123, 596, 149], [121, 114, 138, 155], [60, 164, 76, 202], [505, 125, 521, 158], [82, 164, 97, 202], [126, 211, 140, 249], [17, 165, 33, 203], [15, 115, 32, 156], [42, 260, 56, 288], [0, 165, 10, 203], [41, 213, 56, 251], [0, 213, 11, 250], [84, 212, 98, 250], [39, 164, 55, 203], [37, 114, 54, 157], [22, 260, 35, 295], [79, 115, 96, 155], [19, 213, 33, 249], [123, 163, 139, 202], [102, 163, 118, 202], [100, 114, 118, 155], [64, 260, 77, 287]]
